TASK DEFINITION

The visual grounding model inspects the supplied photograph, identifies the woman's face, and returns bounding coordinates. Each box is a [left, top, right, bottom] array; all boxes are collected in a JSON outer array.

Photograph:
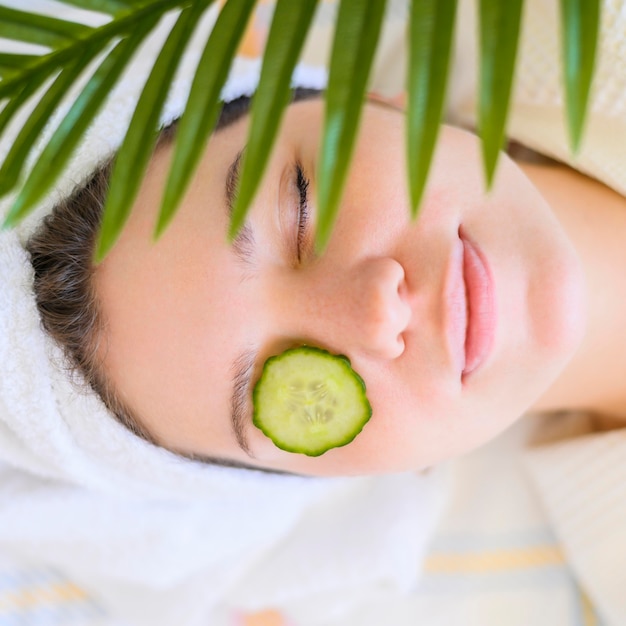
[[96, 98, 585, 476]]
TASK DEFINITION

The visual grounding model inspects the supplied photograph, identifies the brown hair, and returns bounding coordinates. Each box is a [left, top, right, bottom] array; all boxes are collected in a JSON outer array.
[[27, 157, 152, 438], [26, 90, 320, 470]]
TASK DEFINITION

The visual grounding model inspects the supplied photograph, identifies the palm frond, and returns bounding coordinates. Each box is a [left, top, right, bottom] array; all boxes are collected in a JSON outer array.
[[0, 56, 94, 197], [4, 18, 160, 227], [0, 0, 603, 259], [0, 0, 198, 229], [0, 0, 189, 103]]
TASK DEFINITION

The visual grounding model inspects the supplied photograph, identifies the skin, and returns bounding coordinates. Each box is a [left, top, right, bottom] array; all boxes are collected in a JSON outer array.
[[520, 160, 626, 424], [95, 98, 590, 477]]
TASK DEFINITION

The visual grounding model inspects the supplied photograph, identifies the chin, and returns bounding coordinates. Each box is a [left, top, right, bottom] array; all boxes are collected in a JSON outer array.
[[525, 218, 587, 390]]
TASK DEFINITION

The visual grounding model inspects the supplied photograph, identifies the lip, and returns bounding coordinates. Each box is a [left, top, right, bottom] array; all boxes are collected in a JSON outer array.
[[459, 227, 496, 380], [444, 234, 467, 376]]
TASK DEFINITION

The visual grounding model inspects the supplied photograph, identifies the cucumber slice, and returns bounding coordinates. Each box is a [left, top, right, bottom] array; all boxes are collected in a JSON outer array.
[[252, 346, 372, 456]]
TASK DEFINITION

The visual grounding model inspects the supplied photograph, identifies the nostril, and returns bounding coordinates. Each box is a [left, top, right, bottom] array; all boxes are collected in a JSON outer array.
[[394, 332, 406, 358], [397, 270, 409, 299]]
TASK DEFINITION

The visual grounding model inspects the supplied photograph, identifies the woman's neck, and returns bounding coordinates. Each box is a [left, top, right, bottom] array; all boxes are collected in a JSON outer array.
[[519, 159, 626, 421]]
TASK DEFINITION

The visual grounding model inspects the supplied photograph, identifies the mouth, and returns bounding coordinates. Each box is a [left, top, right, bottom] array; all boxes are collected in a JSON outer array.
[[459, 226, 496, 380], [444, 227, 496, 381]]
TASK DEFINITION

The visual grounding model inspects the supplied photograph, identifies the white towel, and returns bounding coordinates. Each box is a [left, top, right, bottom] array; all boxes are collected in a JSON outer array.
[[0, 3, 445, 625]]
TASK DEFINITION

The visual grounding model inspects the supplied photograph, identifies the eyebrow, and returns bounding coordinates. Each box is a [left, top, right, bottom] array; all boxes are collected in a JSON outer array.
[[230, 349, 257, 457], [225, 147, 255, 265]]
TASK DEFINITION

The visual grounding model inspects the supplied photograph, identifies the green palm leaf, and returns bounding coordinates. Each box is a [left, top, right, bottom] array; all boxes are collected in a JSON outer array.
[[0, 0, 202, 227], [3, 18, 159, 228], [315, 0, 387, 251], [228, 0, 319, 241], [560, 0, 601, 153], [0, 53, 39, 76], [0, 78, 49, 141], [0, 0, 185, 102], [96, 0, 215, 260], [406, 0, 457, 216], [478, 0, 524, 187], [0, 0, 603, 260], [0, 52, 100, 197], [155, 0, 257, 239], [0, 5, 90, 47], [55, 0, 132, 15]]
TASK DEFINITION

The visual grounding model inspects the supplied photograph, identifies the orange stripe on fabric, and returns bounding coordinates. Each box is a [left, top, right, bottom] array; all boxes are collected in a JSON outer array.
[[239, 608, 289, 626], [580, 590, 599, 626], [0, 582, 88, 613], [424, 545, 565, 574], [218, 0, 269, 59]]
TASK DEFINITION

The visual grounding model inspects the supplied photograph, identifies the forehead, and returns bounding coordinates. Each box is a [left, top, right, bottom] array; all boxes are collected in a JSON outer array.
[[94, 113, 256, 457]]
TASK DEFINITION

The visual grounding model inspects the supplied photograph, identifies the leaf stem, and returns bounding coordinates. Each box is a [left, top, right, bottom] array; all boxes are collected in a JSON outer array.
[[0, 0, 196, 100]]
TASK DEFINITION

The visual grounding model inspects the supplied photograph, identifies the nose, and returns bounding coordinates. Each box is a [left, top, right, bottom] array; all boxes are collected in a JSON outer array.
[[297, 257, 412, 360]]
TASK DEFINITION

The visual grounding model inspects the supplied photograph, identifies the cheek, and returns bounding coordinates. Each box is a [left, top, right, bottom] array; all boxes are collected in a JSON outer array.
[[357, 382, 523, 472], [325, 142, 412, 255]]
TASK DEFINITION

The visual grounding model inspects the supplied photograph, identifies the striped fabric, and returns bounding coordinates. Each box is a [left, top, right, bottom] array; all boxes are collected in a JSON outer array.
[[0, 560, 107, 625], [525, 429, 626, 626], [415, 527, 605, 625], [295, 418, 611, 626], [0, 419, 611, 626]]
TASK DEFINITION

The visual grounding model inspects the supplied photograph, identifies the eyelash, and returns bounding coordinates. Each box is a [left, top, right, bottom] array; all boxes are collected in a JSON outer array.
[[295, 161, 310, 261]]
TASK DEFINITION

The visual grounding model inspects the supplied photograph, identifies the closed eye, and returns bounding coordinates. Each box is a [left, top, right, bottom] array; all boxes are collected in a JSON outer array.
[[295, 161, 310, 263]]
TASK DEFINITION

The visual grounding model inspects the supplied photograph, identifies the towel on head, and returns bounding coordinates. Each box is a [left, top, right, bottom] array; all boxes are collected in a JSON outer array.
[[0, 3, 445, 625]]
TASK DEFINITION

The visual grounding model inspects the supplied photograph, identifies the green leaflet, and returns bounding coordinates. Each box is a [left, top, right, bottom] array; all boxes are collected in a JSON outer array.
[[95, 0, 215, 260], [0, 0, 195, 231], [0, 5, 90, 48], [315, 0, 386, 251], [228, 0, 319, 241], [0, 53, 97, 197], [54, 0, 132, 16], [3, 19, 159, 229], [478, 0, 524, 187], [0, 77, 48, 142], [0, 53, 39, 76], [0, 0, 184, 101], [560, 0, 600, 153], [155, 0, 257, 239], [406, 0, 457, 216]]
